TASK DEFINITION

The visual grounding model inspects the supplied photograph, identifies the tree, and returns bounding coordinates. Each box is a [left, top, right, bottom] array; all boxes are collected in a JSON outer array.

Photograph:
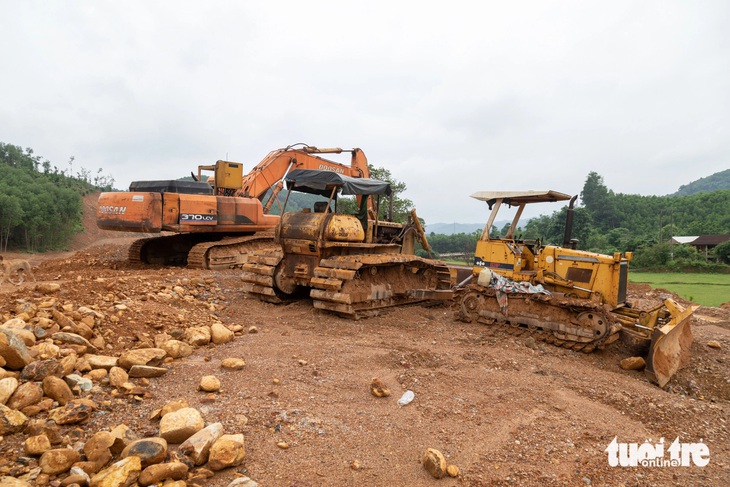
[[337, 164, 415, 223], [714, 241, 730, 264], [580, 172, 616, 230]]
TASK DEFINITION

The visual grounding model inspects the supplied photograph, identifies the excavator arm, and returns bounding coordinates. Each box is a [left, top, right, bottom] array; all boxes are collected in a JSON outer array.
[[238, 145, 370, 208]]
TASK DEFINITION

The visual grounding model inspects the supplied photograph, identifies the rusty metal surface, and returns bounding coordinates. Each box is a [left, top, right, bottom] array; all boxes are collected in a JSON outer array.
[[644, 300, 699, 387]]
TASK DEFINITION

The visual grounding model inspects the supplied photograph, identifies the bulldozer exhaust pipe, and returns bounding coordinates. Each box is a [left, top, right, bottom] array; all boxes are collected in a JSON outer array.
[[562, 195, 578, 249]]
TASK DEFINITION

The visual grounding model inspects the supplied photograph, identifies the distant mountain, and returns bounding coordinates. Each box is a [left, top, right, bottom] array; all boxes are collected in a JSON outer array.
[[425, 223, 483, 235], [673, 169, 730, 196], [425, 222, 510, 235]]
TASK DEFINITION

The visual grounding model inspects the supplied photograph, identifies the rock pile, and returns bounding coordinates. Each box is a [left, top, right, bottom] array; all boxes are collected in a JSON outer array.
[[0, 279, 256, 486]]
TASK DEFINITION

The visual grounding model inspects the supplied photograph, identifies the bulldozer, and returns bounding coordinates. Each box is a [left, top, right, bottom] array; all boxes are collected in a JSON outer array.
[[241, 169, 453, 318], [95, 144, 370, 269], [455, 190, 697, 387]]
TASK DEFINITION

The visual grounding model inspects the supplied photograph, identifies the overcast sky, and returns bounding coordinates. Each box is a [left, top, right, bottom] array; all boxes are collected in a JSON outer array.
[[1, 1, 728, 224]]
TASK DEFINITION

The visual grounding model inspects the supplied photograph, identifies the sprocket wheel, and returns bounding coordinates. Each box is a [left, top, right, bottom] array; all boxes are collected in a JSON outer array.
[[459, 291, 482, 323]]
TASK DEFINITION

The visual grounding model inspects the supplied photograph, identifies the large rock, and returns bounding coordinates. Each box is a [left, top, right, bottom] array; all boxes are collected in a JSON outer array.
[[423, 448, 447, 479], [51, 332, 97, 352], [39, 448, 80, 475], [0, 377, 18, 405], [221, 358, 246, 370], [90, 456, 141, 487], [42, 376, 74, 406], [179, 422, 224, 465], [184, 326, 211, 346], [7, 381, 43, 410], [20, 359, 62, 381], [199, 375, 221, 392], [31, 341, 60, 360], [0, 476, 33, 486], [118, 349, 166, 370], [1, 319, 35, 346], [59, 353, 77, 376], [120, 437, 168, 468], [210, 323, 234, 344], [159, 407, 204, 444], [620, 356, 646, 371], [159, 399, 189, 418], [108, 367, 129, 388], [0, 329, 33, 370], [84, 431, 115, 465], [227, 477, 259, 487], [24, 434, 52, 456], [48, 399, 95, 425], [64, 374, 94, 393], [160, 340, 193, 359], [110, 424, 139, 455], [0, 404, 28, 435], [138, 461, 188, 486], [208, 434, 246, 470], [128, 365, 168, 378], [86, 355, 119, 370], [64, 467, 91, 487]]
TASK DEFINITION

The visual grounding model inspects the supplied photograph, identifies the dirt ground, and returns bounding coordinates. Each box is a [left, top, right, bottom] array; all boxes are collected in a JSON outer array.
[[0, 196, 728, 486]]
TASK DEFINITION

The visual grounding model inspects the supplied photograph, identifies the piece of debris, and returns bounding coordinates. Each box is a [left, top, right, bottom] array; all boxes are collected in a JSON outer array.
[[369, 377, 391, 397], [707, 340, 722, 349], [397, 390, 415, 406]]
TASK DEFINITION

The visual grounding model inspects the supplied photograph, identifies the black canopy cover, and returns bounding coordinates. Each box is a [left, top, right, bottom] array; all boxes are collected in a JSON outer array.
[[285, 169, 392, 197]]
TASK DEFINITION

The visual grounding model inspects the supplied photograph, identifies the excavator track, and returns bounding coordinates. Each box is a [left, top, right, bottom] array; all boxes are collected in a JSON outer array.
[[186, 233, 276, 269], [128, 233, 275, 269], [456, 284, 621, 352], [310, 255, 453, 319]]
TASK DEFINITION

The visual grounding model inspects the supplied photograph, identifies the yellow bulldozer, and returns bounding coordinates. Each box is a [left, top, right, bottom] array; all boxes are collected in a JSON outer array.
[[241, 169, 453, 318], [455, 190, 697, 387]]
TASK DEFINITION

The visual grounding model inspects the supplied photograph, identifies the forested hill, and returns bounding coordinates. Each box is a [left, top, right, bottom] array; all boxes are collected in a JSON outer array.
[[673, 168, 730, 196], [427, 171, 730, 268], [0, 142, 114, 252]]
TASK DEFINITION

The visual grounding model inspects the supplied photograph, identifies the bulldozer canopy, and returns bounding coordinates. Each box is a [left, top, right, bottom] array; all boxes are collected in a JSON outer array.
[[470, 190, 572, 206], [286, 169, 392, 197]]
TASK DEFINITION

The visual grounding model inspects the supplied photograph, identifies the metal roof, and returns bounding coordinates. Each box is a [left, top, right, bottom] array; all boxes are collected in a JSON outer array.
[[285, 169, 392, 196], [470, 190, 572, 205]]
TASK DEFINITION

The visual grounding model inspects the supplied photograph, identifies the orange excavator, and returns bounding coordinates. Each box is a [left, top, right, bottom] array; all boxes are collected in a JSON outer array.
[[96, 144, 370, 269]]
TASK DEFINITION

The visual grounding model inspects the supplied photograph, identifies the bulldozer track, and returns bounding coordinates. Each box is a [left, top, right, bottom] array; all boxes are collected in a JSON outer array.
[[241, 250, 286, 303], [128, 233, 275, 269], [456, 284, 620, 353], [310, 255, 453, 319], [241, 253, 453, 318]]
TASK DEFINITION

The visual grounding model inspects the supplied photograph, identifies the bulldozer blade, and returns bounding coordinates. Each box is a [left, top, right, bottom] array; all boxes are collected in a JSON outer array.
[[644, 299, 699, 388]]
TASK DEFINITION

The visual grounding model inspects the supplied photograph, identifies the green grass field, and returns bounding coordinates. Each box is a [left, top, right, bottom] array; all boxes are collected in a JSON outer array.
[[629, 272, 730, 307]]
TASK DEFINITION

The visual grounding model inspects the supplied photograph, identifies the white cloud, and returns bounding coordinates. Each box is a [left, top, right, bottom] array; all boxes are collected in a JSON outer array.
[[1, 1, 728, 224]]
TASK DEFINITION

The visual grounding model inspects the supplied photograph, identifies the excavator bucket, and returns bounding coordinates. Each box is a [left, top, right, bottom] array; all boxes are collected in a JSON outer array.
[[644, 299, 699, 388]]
